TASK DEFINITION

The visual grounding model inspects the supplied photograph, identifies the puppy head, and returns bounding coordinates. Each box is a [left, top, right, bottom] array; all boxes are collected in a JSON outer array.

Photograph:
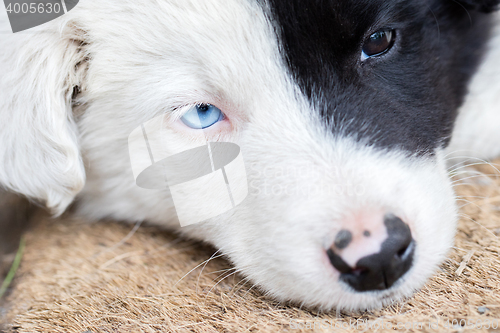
[[0, 0, 498, 311]]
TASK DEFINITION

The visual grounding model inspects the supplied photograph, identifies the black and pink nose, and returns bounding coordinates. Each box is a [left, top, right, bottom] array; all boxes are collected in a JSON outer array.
[[327, 214, 415, 291]]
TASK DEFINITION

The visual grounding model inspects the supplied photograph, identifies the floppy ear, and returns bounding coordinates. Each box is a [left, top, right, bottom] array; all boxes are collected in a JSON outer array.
[[458, 0, 500, 12], [0, 22, 88, 215]]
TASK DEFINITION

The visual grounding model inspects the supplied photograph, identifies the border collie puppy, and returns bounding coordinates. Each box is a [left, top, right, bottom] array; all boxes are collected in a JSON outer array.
[[0, 0, 499, 311]]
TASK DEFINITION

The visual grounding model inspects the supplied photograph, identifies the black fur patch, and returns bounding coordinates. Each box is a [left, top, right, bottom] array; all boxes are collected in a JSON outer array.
[[265, 0, 495, 154], [459, 0, 500, 13]]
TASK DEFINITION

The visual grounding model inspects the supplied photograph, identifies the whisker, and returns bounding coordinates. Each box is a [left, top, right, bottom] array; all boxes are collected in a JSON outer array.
[[458, 213, 499, 239], [456, 198, 486, 210], [456, 195, 488, 200], [242, 282, 258, 299], [92, 220, 143, 258], [448, 156, 500, 174], [442, 148, 478, 159], [195, 250, 226, 293], [447, 160, 499, 173], [173, 250, 224, 287], [451, 0, 473, 26], [232, 275, 253, 295], [450, 246, 468, 252], [211, 267, 238, 284], [209, 267, 237, 276], [444, 151, 488, 161], [425, 4, 440, 43], [449, 169, 498, 179], [204, 269, 240, 301], [450, 174, 497, 185]]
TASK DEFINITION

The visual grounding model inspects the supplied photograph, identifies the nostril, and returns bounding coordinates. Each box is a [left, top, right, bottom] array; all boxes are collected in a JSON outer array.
[[396, 240, 414, 260], [385, 214, 414, 260], [327, 248, 352, 274], [397, 245, 408, 258]]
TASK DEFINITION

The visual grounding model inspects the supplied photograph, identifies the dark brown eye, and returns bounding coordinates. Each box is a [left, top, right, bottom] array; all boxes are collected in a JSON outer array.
[[361, 29, 395, 60]]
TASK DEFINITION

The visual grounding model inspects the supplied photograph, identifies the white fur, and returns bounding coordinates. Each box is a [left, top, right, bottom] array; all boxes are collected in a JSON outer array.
[[0, 0, 495, 311], [447, 12, 500, 161], [0, 15, 86, 213]]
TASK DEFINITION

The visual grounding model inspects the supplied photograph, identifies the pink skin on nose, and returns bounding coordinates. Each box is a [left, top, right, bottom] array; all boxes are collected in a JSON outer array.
[[333, 210, 388, 268]]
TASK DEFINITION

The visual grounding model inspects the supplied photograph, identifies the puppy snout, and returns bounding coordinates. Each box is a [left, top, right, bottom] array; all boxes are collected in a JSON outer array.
[[327, 213, 415, 292]]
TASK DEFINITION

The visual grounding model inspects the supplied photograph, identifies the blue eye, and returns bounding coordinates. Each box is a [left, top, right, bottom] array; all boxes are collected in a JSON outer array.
[[180, 104, 225, 129]]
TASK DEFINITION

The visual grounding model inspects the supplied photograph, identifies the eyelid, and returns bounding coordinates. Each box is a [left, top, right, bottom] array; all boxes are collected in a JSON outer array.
[[172, 104, 198, 119]]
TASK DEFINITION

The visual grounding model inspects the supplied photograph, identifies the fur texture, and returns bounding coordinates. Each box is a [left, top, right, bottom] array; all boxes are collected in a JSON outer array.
[[0, 0, 499, 311]]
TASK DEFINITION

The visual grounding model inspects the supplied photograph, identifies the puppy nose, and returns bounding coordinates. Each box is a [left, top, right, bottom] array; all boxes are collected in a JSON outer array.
[[327, 213, 415, 291]]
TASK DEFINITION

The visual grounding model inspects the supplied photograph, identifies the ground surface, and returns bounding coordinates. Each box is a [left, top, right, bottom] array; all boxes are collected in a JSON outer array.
[[1, 161, 500, 332]]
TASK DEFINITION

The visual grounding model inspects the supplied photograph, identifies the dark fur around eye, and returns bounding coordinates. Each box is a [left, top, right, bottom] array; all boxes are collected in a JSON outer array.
[[265, 0, 497, 154]]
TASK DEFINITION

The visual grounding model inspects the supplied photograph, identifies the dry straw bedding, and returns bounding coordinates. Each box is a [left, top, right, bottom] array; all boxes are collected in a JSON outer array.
[[2, 161, 500, 332]]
